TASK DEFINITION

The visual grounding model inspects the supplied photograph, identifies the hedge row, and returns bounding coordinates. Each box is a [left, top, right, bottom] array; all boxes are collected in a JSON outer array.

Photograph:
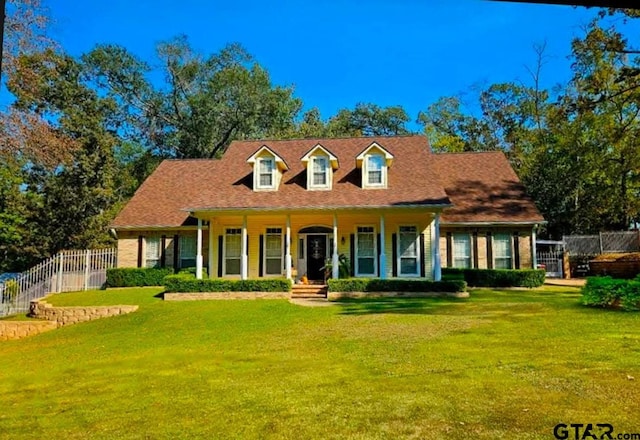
[[442, 268, 545, 288], [581, 276, 640, 311], [327, 278, 467, 293], [164, 275, 292, 293], [106, 268, 174, 287]]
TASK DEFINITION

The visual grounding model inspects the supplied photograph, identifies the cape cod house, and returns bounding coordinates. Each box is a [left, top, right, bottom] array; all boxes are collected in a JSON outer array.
[[111, 136, 544, 282]]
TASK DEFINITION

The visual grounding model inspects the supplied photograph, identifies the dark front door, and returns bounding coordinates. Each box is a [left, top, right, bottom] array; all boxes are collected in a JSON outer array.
[[306, 234, 327, 281]]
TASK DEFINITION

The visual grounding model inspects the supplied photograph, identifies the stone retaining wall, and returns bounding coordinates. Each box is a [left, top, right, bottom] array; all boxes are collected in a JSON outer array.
[[327, 291, 469, 301], [29, 299, 138, 326], [164, 291, 289, 301], [0, 321, 58, 340]]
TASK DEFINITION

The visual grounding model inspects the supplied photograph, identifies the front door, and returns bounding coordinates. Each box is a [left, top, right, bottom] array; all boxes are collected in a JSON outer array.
[[306, 234, 327, 281]]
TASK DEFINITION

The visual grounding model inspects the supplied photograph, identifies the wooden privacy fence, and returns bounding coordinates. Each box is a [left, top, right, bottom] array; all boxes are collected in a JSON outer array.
[[0, 248, 117, 318], [564, 231, 640, 255]]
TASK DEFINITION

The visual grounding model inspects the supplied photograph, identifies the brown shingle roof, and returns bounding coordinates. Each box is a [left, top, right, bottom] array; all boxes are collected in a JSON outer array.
[[432, 151, 544, 224], [111, 136, 451, 228]]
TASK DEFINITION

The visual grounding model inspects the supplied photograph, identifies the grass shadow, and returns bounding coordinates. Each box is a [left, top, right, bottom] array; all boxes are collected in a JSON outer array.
[[335, 297, 470, 315]]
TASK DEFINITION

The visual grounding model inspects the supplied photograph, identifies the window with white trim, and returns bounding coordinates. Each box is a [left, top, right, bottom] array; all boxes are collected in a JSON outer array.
[[311, 156, 328, 188], [179, 235, 196, 268], [494, 234, 513, 269], [265, 228, 283, 275], [399, 226, 420, 276], [258, 158, 275, 189], [366, 154, 384, 186], [145, 236, 161, 268], [452, 234, 471, 268], [224, 228, 242, 275], [356, 226, 376, 276]]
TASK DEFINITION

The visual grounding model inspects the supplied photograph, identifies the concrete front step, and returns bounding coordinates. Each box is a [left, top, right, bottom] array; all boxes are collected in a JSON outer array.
[[290, 293, 328, 299]]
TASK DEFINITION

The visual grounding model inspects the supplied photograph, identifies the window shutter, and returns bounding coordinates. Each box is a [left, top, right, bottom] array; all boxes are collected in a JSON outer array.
[[513, 232, 520, 269], [217, 236, 223, 277], [472, 232, 479, 269], [349, 234, 355, 276], [392, 233, 397, 277], [137, 236, 143, 268], [259, 234, 264, 277], [161, 235, 166, 268], [376, 233, 381, 276], [419, 233, 426, 278], [487, 232, 493, 269], [446, 232, 453, 267], [173, 235, 179, 270]]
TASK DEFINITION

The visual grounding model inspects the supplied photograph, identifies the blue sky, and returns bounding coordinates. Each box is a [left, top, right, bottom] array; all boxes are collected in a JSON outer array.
[[35, 1, 637, 125]]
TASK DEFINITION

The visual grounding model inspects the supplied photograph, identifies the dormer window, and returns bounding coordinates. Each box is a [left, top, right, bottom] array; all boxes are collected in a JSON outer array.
[[356, 142, 394, 189], [301, 143, 339, 191], [258, 158, 275, 188], [246, 145, 289, 192], [366, 155, 384, 186], [312, 156, 328, 187]]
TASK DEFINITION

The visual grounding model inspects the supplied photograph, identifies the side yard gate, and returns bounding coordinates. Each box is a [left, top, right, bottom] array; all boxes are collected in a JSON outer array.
[[0, 248, 117, 318]]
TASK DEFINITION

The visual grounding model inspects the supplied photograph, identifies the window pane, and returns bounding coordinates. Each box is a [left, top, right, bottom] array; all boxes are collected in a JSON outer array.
[[400, 258, 417, 275], [368, 155, 382, 170], [313, 171, 326, 185], [357, 232, 374, 257], [259, 173, 273, 187], [180, 236, 196, 266], [260, 159, 273, 173], [145, 236, 160, 268], [367, 155, 383, 185], [356, 227, 376, 275], [225, 233, 241, 258], [266, 234, 281, 258], [493, 234, 512, 269], [399, 226, 418, 258], [358, 258, 375, 275], [453, 234, 471, 269], [259, 159, 274, 187], [266, 259, 281, 275], [226, 258, 240, 275]]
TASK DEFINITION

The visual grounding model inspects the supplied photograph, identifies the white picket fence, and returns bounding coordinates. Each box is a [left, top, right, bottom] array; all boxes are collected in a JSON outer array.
[[0, 248, 117, 318]]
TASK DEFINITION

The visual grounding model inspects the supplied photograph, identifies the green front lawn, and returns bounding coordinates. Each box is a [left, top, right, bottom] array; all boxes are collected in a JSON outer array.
[[0, 286, 638, 439]]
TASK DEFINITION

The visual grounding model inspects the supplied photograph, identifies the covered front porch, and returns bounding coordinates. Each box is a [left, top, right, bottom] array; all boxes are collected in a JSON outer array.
[[188, 208, 443, 283]]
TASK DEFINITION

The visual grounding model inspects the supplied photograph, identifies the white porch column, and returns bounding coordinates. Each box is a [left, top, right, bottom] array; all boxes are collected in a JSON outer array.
[[379, 214, 386, 279], [208, 219, 214, 279], [532, 225, 538, 269], [196, 218, 203, 279], [332, 214, 339, 280], [241, 215, 248, 280], [285, 215, 292, 280], [433, 213, 442, 281]]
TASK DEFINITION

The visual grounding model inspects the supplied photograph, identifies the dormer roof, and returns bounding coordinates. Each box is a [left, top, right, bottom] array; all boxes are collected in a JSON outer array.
[[246, 145, 289, 171], [355, 142, 394, 168], [300, 143, 339, 170]]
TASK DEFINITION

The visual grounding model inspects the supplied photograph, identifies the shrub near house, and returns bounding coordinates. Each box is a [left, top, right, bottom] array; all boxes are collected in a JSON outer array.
[[581, 276, 640, 311], [442, 268, 545, 288], [106, 268, 173, 287]]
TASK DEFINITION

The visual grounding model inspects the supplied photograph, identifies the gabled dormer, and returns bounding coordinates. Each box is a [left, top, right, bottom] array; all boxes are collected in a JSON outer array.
[[246, 145, 289, 191], [356, 142, 394, 189], [300, 144, 339, 190]]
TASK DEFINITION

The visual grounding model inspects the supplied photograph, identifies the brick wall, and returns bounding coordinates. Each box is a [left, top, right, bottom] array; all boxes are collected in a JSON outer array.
[[440, 227, 535, 269]]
